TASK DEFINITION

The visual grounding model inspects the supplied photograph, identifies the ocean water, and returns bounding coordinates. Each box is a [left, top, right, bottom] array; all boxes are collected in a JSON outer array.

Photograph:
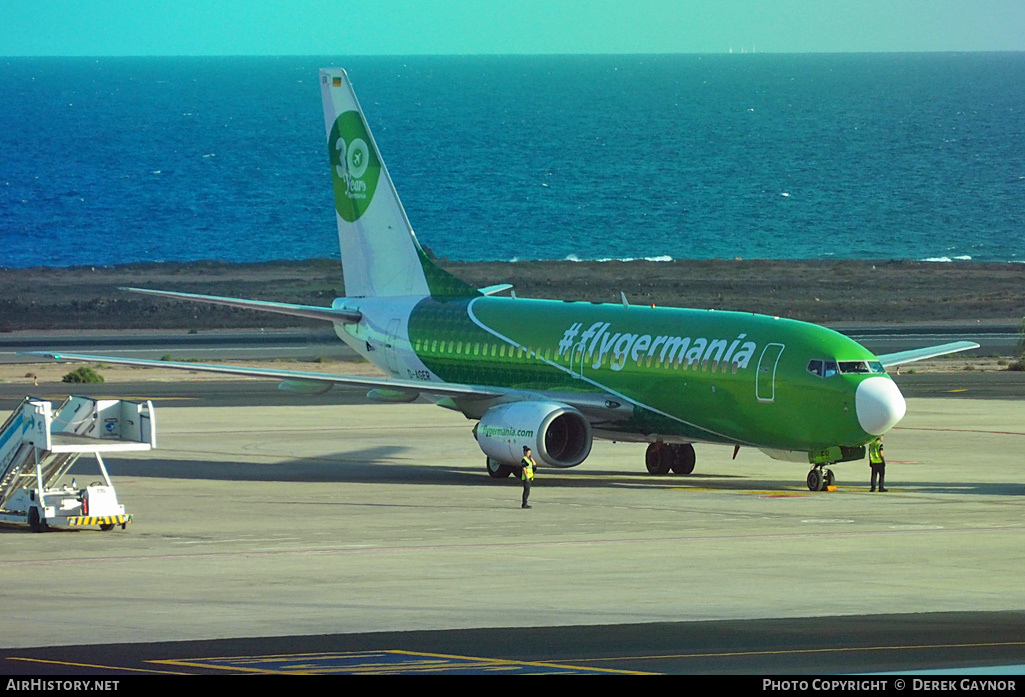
[[1, 54, 1023, 268]]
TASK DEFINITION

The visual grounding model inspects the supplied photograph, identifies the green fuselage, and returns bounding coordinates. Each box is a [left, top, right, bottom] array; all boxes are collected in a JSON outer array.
[[386, 295, 884, 452]]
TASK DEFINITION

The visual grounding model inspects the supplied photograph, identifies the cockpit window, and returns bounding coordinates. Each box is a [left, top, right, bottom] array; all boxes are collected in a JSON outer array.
[[808, 359, 884, 378], [838, 360, 887, 374]]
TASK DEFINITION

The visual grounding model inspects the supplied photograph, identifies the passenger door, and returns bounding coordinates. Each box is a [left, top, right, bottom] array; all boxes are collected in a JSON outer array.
[[756, 343, 785, 402]]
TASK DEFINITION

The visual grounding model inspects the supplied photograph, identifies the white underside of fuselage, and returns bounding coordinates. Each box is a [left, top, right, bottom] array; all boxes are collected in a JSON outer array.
[[330, 295, 437, 382]]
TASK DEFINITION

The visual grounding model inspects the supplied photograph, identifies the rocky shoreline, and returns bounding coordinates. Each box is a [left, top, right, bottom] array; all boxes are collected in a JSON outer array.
[[1, 258, 1023, 332]]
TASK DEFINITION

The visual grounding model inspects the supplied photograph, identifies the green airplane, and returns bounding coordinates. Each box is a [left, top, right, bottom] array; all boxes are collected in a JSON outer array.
[[36, 69, 978, 491]]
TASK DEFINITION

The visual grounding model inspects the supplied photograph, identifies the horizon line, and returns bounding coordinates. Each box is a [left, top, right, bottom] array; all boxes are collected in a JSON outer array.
[[4, 49, 1025, 59]]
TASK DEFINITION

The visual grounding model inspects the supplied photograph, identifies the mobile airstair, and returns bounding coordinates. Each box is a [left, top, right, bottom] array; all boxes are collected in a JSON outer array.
[[0, 396, 155, 532]]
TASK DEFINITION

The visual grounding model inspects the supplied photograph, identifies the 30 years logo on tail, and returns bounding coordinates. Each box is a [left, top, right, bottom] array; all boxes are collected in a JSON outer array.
[[329, 111, 380, 222]]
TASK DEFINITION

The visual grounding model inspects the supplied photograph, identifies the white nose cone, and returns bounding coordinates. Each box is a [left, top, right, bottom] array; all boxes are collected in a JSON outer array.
[[856, 377, 907, 435]]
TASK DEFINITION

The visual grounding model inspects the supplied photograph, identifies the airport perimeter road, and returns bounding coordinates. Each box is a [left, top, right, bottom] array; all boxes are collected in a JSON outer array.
[[1, 394, 1024, 674], [0, 329, 358, 364]]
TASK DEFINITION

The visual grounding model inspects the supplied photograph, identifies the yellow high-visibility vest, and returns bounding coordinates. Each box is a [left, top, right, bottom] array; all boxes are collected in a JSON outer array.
[[521, 457, 535, 480], [869, 439, 884, 464]]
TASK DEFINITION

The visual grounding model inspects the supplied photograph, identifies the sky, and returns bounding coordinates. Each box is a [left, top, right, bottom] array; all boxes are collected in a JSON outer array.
[[2, 0, 1024, 56]]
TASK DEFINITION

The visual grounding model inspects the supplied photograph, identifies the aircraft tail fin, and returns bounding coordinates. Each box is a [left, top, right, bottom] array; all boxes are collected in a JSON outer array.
[[320, 69, 477, 299]]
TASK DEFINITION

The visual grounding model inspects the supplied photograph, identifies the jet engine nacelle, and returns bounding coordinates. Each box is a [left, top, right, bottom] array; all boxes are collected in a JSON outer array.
[[475, 401, 593, 468]]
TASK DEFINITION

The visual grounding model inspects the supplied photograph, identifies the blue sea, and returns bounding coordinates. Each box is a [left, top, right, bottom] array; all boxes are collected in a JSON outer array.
[[1, 54, 1023, 268]]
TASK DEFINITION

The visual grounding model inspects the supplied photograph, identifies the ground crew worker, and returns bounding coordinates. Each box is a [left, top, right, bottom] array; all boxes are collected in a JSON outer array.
[[521, 446, 536, 509], [869, 436, 887, 492]]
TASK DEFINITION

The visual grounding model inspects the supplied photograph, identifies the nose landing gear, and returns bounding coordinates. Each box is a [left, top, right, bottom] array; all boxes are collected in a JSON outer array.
[[806, 465, 835, 491]]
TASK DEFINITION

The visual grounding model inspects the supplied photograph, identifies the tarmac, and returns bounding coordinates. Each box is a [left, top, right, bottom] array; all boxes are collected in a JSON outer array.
[[1, 376, 1024, 674]]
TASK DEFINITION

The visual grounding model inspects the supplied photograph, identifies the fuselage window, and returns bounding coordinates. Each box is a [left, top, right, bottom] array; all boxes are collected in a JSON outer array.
[[807, 359, 824, 377], [823, 361, 838, 377]]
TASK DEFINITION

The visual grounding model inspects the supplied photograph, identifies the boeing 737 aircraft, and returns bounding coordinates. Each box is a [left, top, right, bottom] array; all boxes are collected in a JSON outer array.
[[37, 69, 978, 491]]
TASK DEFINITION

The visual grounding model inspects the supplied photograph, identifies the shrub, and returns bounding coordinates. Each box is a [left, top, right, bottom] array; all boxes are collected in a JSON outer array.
[[61, 366, 105, 383], [1007, 361, 1025, 372]]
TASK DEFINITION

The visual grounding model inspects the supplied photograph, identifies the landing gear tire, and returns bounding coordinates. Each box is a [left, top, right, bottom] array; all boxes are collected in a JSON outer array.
[[486, 457, 514, 479], [807, 469, 821, 491], [645, 442, 671, 475], [807, 467, 835, 491], [28, 507, 47, 533], [99, 523, 115, 531], [669, 444, 696, 475]]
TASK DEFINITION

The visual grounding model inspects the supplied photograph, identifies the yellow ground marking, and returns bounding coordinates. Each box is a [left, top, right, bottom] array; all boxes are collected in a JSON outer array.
[[151, 649, 654, 675], [7, 656, 187, 674]]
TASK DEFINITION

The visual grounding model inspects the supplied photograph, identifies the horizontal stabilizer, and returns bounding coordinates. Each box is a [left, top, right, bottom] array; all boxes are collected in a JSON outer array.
[[122, 287, 362, 324], [478, 284, 513, 296], [877, 341, 980, 367]]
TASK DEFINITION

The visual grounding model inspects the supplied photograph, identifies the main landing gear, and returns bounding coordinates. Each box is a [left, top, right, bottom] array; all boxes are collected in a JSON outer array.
[[486, 457, 516, 479], [806, 465, 835, 492], [645, 442, 696, 475]]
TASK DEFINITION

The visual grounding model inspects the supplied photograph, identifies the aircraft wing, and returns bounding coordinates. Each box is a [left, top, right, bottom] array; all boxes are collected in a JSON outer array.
[[28, 351, 632, 424], [876, 341, 980, 368], [27, 351, 504, 401], [122, 287, 363, 324]]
